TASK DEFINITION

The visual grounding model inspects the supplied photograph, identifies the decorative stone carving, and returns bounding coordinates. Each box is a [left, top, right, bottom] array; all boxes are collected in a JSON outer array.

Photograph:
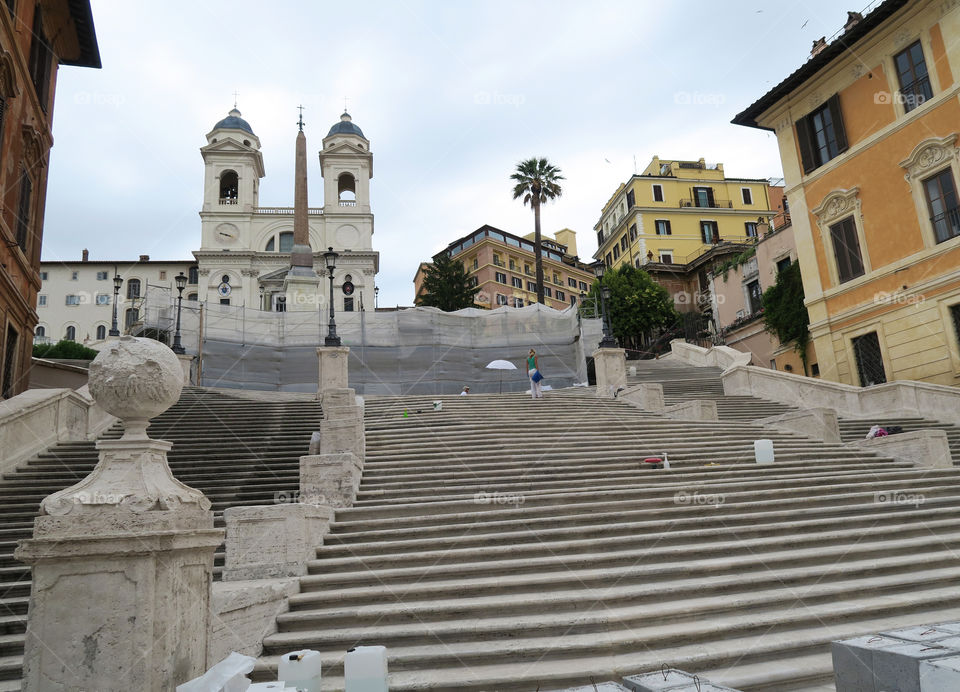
[[851, 64, 864, 79], [812, 187, 861, 225], [21, 125, 47, 170], [899, 134, 958, 181], [87, 335, 183, 439]]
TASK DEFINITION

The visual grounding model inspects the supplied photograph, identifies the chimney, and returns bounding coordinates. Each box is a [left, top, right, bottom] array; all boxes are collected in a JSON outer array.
[[844, 11, 862, 32], [139, 255, 150, 262], [811, 37, 827, 57], [81, 249, 89, 262]]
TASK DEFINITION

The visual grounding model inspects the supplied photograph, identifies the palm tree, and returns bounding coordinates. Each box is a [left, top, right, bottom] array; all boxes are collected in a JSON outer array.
[[511, 157, 564, 304]]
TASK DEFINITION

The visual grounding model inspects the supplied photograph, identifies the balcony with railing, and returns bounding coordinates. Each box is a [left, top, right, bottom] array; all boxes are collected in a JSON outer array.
[[218, 197, 238, 205], [932, 207, 960, 244], [252, 207, 324, 215], [679, 198, 733, 209], [338, 200, 357, 207]]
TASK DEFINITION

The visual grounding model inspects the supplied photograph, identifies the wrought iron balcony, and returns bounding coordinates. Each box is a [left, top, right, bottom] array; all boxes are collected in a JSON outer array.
[[679, 198, 733, 209]]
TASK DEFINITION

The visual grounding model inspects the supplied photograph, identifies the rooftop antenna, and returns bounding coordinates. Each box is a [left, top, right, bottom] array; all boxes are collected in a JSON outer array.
[[297, 104, 305, 132]]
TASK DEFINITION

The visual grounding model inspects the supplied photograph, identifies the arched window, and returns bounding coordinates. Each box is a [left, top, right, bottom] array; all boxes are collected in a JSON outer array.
[[188, 266, 198, 284], [65, 325, 76, 341], [126, 278, 141, 299], [338, 173, 356, 205], [187, 293, 198, 301], [96, 325, 106, 340], [278, 232, 294, 252], [219, 170, 238, 204], [265, 237, 275, 251], [35, 325, 45, 337], [124, 308, 138, 329]]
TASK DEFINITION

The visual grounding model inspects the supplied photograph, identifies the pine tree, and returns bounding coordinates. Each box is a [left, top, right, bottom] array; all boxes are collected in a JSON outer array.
[[416, 253, 480, 311]]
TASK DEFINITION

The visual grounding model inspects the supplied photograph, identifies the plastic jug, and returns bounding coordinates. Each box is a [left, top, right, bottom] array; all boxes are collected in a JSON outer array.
[[344, 646, 388, 692], [754, 439, 775, 465], [277, 649, 322, 692]]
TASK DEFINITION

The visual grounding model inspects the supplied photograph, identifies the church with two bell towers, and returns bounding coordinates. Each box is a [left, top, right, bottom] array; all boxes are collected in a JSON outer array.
[[193, 107, 379, 313]]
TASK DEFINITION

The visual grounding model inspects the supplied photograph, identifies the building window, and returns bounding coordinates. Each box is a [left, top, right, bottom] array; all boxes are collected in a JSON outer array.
[[652, 184, 663, 202], [692, 187, 714, 208], [655, 219, 671, 236], [96, 294, 110, 305], [527, 281, 536, 291], [829, 217, 865, 283], [27, 8, 53, 111], [579, 281, 588, 291], [35, 326, 45, 338], [96, 271, 108, 280], [524, 264, 532, 276], [65, 325, 76, 341], [619, 236, 628, 251], [700, 221, 719, 244], [496, 294, 508, 306], [189, 266, 199, 284], [894, 40, 932, 113], [509, 259, 516, 270], [747, 279, 763, 314], [570, 295, 577, 306], [629, 224, 637, 241], [950, 303, 960, 351], [39, 271, 47, 281], [568, 277, 577, 287], [219, 298, 230, 306], [2, 325, 18, 399], [745, 222, 758, 238], [605, 253, 612, 266], [596, 230, 604, 246], [659, 252, 673, 264], [612, 245, 620, 260], [265, 237, 275, 251], [512, 297, 524, 308], [279, 232, 294, 252], [742, 188, 753, 205], [65, 295, 80, 306], [96, 325, 106, 340], [493, 254, 502, 267], [495, 272, 507, 284], [159, 271, 167, 280], [71, 271, 78, 280], [776, 257, 793, 274], [187, 293, 197, 301], [626, 189, 635, 208], [38, 295, 47, 306], [127, 279, 141, 299], [219, 170, 239, 203], [796, 94, 848, 173], [556, 290, 565, 301], [544, 287, 552, 298], [511, 277, 522, 288], [15, 169, 33, 252], [852, 331, 886, 386], [923, 168, 960, 244], [811, 363, 820, 376], [344, 297, 354, 312]]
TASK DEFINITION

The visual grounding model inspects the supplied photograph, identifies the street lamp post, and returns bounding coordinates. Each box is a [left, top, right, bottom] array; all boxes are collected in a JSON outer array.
[[374, 286, 379, 309], [323, 247, 341, 347], [171, 272, 187, 354], [109, 274, 123, 336], [591, 261, 618, 349]]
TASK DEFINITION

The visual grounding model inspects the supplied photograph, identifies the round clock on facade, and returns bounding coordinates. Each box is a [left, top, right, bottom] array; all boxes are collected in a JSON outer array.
[[217, 282, 232, 298], [216, 223, 239, 244]]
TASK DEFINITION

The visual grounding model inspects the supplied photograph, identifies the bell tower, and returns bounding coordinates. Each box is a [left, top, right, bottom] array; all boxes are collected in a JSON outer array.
[[200, 107, 265, 213], [320, 112, 373, 213]]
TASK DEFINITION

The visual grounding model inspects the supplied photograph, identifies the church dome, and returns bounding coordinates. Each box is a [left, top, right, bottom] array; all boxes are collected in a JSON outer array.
[[327, 111, 365, 138], [213, 108, 255, 135]]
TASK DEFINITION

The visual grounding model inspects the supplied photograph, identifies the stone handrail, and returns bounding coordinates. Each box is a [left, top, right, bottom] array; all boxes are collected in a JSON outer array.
[[723, 364, 960, 427], [669, 339, 752, 370], [0, 386, 117, 473]]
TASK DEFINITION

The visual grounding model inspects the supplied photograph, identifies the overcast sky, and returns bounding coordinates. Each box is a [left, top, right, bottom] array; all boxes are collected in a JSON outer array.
[[42, 0, 874, 306]]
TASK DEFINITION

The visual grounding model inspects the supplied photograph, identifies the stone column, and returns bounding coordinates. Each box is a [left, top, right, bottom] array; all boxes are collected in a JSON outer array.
[[15, 337, 223, 692], [176, 353, 194, 384], [593, 347, 627, 398], [317, 345, 350, 396], [301, 387, 365, 509]]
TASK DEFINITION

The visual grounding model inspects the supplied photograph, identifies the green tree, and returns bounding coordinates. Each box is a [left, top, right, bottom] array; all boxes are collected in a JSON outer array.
[[762, 260, 811, 375], [416, 253, 480, 311], [511, 157, 564, 305], [585, 264, 678, 350], [33, 339, 99, 360]]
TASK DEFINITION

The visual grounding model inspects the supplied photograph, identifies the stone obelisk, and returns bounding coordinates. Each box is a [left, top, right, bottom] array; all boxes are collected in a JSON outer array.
[[284, 106, 321, 310]]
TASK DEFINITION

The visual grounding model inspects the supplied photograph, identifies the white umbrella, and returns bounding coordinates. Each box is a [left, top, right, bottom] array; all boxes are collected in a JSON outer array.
[[485, 359, 518, 394]]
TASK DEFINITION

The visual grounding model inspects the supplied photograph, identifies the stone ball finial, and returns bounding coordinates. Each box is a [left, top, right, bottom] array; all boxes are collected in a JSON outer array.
[[89, 336, 183, 439]]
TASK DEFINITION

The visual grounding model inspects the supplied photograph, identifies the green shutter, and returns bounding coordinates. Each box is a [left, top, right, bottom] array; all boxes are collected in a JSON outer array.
[[795, 116, 816, 173]]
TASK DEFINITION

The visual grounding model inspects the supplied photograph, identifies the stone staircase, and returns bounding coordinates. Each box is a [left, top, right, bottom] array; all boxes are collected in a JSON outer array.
[[0, 387, 319, 690], [839, 416, 960, 465], [256, 366, 960, 691]]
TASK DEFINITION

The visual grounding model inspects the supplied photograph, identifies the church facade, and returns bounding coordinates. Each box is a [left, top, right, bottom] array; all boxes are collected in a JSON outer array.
[[38, 108, 380, 347]]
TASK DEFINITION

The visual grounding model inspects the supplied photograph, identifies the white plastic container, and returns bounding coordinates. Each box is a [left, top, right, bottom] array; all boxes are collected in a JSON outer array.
[[277, 649, 322, 692], [629, 365, 637, 377], [344, 645, 388, 692], [754, 439, 775, 465]]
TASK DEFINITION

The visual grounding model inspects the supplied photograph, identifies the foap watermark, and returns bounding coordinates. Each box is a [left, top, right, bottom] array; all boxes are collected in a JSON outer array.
[[874, 90, 928, 109], [674, 490, 725, 506], [73, 490, 125, 505], [874, 290, 925, 307], [673, 91, 726, 107], [274, 490, 327, 506], [74, 91, 126, 108], [875, 490, 925, 507], [674, 290, 723, 307], [474, 91, 526, 108], [474, 490, 525, 507]]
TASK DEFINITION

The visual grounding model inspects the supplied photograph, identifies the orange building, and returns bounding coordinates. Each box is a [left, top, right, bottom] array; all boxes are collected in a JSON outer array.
[[735, 0, 960, 387], [0, 2, 100, 398], [414, 225, 594, 310]]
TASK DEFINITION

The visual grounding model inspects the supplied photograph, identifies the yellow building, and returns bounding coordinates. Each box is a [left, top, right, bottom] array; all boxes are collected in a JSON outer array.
[[413, 225, 595, 310], [593, 157, 773, 269], [734, 0, 960, 387]]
